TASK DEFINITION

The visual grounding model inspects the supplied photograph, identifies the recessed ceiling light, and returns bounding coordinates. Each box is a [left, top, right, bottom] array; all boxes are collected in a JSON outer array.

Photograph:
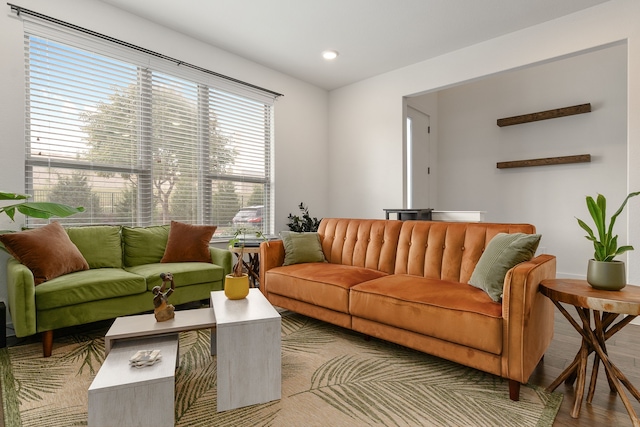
[[322, 50, 339, 60]]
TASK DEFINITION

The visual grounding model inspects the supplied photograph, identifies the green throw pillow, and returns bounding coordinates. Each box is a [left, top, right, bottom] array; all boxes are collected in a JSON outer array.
[[67, 225, 123, 269], [468, 232, 541, 302], [281, 231, 327, 266], [122, 225, 170, 267]]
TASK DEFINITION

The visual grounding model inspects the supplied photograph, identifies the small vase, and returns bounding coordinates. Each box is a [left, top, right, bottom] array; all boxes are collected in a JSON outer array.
[[586, 259, 627, 291], [224, 274, 249, 299]]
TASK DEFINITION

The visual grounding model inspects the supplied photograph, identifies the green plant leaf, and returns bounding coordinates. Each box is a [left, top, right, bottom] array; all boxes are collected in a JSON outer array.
[[0, 192, 30, 201], [0, 192, 85, 222], [607, 191, 640, 242], [15, 202, 84, 219], [578, 191, 640, 262], [576, 218, 595, 240], [615, 245, 634, 257], [1, 206, 16, 221], [586, 195, 605, 242]]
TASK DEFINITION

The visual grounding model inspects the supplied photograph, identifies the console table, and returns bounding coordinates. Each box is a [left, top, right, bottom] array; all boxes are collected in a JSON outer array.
[[539, 279, 640, 426], [383, 208, 432, 221]]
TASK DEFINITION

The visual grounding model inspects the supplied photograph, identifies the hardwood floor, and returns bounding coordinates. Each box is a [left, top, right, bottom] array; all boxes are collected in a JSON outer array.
[[1, 306, 639, 426], [528, 308, 640, 426]]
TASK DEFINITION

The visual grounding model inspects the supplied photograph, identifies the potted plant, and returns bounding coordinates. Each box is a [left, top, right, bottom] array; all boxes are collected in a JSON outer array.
[[286, 202, 321, 232], [225, 227, 267, 299], [577, 191, 640, 290]]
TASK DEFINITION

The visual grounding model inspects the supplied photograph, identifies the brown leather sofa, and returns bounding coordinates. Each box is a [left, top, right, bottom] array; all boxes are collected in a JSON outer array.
[[260, 218, 556, 401]]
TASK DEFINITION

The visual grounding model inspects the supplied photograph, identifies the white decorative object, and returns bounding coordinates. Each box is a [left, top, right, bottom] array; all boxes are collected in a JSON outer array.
[[431, 211, 486, 222]]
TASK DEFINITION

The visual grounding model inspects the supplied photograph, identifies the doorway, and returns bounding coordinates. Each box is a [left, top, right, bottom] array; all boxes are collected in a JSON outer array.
[[406, 106, 431, 209]]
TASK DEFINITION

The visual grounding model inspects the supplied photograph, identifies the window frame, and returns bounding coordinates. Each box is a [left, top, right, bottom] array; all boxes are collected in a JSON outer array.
[[22, 18, 276, 238]]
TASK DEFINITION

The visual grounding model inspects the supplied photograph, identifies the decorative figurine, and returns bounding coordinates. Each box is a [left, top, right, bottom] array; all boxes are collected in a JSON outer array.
[[153, 272, 175, 322]]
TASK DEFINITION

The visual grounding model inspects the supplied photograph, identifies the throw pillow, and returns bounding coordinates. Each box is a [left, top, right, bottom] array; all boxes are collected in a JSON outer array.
[[0, 221, 89, 285], [66, 225, 123, 269], [161, 221, 217, 263], [122, 225, 170, 267], [468, 232, 541, 302], [281, 231, 326, 266]]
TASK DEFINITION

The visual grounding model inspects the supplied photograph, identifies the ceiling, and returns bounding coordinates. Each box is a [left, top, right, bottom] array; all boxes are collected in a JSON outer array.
[[98, 0, 610, 91]]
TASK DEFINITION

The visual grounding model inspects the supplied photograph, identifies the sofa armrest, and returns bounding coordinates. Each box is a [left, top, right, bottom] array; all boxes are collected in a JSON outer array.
[[259, 240, 285, 296], [6, 257, 37, 337], [501, 254, 556, 383], [209, 247, 233, 277]]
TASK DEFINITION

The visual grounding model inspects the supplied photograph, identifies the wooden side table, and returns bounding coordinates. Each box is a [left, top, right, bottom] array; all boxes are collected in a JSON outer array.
[[539, 279, 640, 426], [229, 246, 261, 288]]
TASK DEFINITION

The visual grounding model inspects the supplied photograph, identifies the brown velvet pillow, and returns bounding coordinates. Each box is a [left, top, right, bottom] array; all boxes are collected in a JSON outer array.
[[161, 221, 217, 263], [0, 221, 89, 285]]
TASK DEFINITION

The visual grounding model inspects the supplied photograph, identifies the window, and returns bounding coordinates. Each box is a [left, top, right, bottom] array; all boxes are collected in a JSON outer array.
[[22, 20, 275, 238]]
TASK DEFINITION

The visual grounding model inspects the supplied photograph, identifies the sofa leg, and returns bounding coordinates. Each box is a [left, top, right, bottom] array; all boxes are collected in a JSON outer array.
[[509, 379, 521, 401], [42, 330, 53, 357]]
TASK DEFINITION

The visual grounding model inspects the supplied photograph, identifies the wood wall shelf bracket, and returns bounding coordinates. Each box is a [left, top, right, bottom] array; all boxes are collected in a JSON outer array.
[[497, 154, 591, 169], [497, 103, 591, 127]]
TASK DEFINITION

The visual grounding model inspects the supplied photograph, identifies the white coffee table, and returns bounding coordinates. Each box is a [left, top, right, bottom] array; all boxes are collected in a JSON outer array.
[[88, 334, 179, 427], [211, 288, 281, 412], [104, 307, 216, 355]]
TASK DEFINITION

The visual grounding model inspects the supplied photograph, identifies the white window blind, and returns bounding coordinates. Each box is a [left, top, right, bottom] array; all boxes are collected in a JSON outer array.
[[22, 19, 275, 237]]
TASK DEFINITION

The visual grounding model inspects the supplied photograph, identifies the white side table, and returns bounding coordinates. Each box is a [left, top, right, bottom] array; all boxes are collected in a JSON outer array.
[[211, 289, 281, 411], [88, 334, 179, 427]]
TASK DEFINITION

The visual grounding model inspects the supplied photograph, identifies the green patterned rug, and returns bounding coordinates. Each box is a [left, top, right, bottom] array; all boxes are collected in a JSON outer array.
[[0, 312, 561, 426]]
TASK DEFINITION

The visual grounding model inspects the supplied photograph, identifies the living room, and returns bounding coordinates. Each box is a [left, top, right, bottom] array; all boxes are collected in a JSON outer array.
[[1, 0, 639, 425]]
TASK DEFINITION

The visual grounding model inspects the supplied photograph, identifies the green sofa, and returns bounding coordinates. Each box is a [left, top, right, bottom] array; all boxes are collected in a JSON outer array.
[[5, 224, 232, 356]]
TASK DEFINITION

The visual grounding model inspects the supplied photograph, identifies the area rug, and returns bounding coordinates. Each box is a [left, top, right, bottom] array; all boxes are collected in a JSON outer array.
[[0, 312, 562, 427]]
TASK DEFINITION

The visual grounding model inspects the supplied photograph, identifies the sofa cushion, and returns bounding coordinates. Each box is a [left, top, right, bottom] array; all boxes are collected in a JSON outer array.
[[161, 221, 216, 263], [266, 263, 388, 314], [469, 233, 541, 302], [35, 268, 146, 310], [66, 225, 123, 269], [0, 222, 89, 285], [281, 231, 326, 265], [126, 261, 225, 291], [122, 225, 170, 267], [350, 275, 503, 355]]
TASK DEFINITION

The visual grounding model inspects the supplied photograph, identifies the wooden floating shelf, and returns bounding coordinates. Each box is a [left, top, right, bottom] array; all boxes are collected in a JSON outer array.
[[497, 154, 591, 169], [497, 103, 591, 127]]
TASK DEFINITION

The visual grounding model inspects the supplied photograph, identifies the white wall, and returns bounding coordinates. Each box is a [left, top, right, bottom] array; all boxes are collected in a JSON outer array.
[[0, 0, 330, 327], [414, 45, 626, 277], [329, 0, 640, 282]]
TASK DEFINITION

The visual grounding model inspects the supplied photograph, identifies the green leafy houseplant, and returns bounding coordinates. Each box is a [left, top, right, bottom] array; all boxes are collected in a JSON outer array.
[[0, 191, 84, 222], [228, 227, 268, 277], [576, 191, 640, 262], [286, 202, 321, 232]]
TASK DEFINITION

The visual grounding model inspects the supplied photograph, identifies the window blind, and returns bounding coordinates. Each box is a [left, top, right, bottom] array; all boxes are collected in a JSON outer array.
[[22, 18, 275, 237]]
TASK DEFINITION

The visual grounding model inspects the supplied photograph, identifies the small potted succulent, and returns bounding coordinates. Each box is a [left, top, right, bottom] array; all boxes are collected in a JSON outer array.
[[577, 191, 640, 290], [225, 227, 267, 299]]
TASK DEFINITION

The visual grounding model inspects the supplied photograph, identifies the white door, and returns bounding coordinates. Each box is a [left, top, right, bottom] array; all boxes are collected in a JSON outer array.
[[406, 106, 431, 209]]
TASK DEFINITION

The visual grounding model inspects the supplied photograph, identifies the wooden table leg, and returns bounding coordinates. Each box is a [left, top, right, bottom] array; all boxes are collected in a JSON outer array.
[[547, 301, 640, 425], [233, 252, 260, 288], [546, 302, 583, 391], [575, 308, 640, 426], [247, 252, 260, 287]]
